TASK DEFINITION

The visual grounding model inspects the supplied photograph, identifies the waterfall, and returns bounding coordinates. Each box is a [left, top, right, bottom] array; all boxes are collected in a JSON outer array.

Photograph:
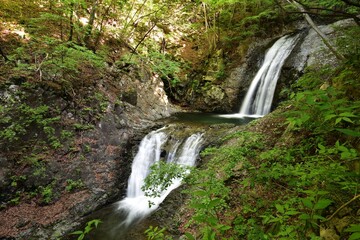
[[239, 34, 300, 117], [117, 129, 203, 227]]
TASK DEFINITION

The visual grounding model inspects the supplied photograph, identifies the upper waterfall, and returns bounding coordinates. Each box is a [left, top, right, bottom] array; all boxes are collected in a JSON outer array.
[[239, 34, 300, 117]]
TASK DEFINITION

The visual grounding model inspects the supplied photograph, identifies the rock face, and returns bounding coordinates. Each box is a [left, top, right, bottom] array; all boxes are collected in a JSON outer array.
[[274, 18, 355, 107], [0, 63, 179, 239]]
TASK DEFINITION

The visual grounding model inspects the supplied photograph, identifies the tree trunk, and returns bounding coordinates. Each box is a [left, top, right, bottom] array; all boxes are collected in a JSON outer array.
[[84, 0, 98, 48], [68, 2, 75, 42], [0, 47, 9, 62], [288, 0, 345, 61], [203, 2, 209, 31], [93, 3, 113, 51]]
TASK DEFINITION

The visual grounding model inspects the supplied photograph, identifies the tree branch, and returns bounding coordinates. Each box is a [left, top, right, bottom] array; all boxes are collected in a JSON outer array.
[[286, 9, 360, 25], [341, 0, 360, 8], [131, 22, 157, 57], [322, 194, 360, 222], [287, 0, 346, 61]]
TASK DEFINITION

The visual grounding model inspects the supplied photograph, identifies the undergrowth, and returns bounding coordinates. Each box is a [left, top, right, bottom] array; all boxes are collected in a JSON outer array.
[[144, 54, 360, 239]]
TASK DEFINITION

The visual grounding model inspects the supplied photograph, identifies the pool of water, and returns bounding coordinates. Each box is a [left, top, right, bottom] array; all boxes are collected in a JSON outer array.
[[169, 112, 259, 125]]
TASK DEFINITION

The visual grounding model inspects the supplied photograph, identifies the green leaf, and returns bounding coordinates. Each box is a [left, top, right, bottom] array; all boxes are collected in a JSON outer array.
[[185, 232, 196, 240], [324, 114, 337, 121], [339, 112, 357, 118], [191, 203, 207, 209], [302, 198, 313, 209], [313, 214, 326, 220], [84, 225, 93, 234], [275, 204, 285, 214], [217, 224, 232, 231], [337, 145, 349, 152], [210, 231, 216, 240], [342, 117, 354, 123], [207, 215, 218, 226], [192, 190, 208, 196], [346, 224, 360, 232], [317, 190, 329, 195], [299, 213, 311, 220], [336, 128, 360, 137], [318, 143, 326, 153], [70, 231, 83, 235], [335, 118, 343, 125], [341, 151, 352, 159], [193, 215, 207, 223], [349, 232, 360, 240], [314, 199, 332, 210], [285, 210, 300, 215], [208, 198, 222, 208]]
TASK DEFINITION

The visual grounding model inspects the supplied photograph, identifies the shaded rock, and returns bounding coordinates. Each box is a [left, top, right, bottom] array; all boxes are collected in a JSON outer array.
[[320, 227, 340, 240], [334, 216, 352, 233], [0, 156, 11, 189], [203, 86, 225, 108]]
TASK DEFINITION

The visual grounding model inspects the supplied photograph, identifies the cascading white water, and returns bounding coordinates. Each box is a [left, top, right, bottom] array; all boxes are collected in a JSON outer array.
[[117, 129, 203, 227], [126, 130, 168, 198], [239, 34, 300, 117]]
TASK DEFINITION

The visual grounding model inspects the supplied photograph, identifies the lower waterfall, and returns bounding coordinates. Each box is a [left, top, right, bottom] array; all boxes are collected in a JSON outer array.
[[86, 128, 204, 239], [117, 128, 203, 227]]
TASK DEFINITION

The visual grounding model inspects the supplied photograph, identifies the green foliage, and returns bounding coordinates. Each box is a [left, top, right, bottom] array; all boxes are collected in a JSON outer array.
[[39, 183, 54, 204], [145, 226, 172, 240], [0, 87, 62, 150], [142, 161, 188, 206], [285, 47, 360, 149], [286, 85, 360, 134], [297, 190, 332, 229], [10, 175, 27, 188], [65, 179, 84, 192], [184, 168, 232, 239], [179, 59, 359, 239], [182, 131, 263, 239], [336, 26, 360, 68], [6, 35, 105, 96], [119, 50, 182, 87], [346, 224, 360, 240], [148, 50, 181, 86], [70, 219, 102, 240]]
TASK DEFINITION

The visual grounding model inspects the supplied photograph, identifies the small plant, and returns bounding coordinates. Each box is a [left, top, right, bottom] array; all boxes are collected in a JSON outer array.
[[10, 175, 27, 187], [145, 226, 172, 240], [65, 179, 84, 192], [298, 190, 332, 230], [70, 219, 102, 240], [345, 224, 360, 240], [142, 161, 188, 207], [9, 191, 22, 205], [39, 184, 53, 204]]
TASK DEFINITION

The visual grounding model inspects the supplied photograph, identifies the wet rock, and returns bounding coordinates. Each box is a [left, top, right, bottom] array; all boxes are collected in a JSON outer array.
[[203, 86, 225, 110], [320, 227, 340, 240], [334, 216, 352, 233], [338, 207, 353, 218]]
